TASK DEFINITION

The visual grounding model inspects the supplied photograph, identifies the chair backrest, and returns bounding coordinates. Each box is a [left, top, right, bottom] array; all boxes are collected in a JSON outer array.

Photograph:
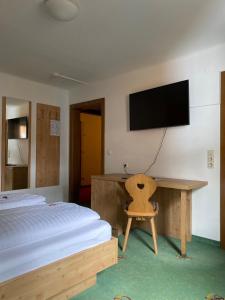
[[125, 174, 157, 213]]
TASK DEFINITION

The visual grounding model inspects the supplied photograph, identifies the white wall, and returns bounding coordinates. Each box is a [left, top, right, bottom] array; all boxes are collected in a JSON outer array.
[[0, 72, 69, 203], [70, 43, 225, 241]]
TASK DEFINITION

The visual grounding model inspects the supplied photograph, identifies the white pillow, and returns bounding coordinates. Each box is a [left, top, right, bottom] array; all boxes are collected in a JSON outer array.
[[0, 193, 46, 210]]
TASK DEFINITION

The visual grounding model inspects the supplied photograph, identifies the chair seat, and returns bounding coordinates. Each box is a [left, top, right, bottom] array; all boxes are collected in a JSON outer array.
[[124, 209, 158, 218]]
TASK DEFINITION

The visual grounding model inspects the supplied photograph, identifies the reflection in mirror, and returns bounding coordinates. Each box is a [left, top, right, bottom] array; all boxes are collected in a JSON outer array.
[[1, 97, 31, 191]]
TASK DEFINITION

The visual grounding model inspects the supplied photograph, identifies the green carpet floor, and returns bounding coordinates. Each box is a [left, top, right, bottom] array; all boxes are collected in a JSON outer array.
[[72, 229, 225, 300]]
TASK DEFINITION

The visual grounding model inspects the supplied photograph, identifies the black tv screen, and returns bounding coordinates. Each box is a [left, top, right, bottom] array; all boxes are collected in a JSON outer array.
[[8, 117, 28, 139], [129, 80, 189, 130]]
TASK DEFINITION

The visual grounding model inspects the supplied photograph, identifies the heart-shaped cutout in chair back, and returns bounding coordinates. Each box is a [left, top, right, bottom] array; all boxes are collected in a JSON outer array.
[[137, 183, 144, 190]]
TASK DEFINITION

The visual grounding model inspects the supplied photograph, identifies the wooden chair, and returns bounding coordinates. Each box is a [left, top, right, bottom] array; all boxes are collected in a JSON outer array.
[[122, 174, 158, 255]]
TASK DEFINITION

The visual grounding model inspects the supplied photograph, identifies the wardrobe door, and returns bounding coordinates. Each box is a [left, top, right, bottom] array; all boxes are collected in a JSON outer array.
[[36, 103, 60, 187]]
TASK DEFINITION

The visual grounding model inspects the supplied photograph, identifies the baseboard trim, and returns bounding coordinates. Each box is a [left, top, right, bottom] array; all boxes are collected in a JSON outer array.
[[192, 235, 220, 247]]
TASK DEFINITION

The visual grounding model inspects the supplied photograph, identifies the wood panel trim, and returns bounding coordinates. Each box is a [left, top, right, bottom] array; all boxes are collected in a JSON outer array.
[[220, 71, 225, 249], [69, 98, 105, 202]]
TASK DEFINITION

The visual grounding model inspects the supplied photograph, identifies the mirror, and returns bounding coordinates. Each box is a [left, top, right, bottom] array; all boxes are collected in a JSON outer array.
[[1, 97, 31, 191]]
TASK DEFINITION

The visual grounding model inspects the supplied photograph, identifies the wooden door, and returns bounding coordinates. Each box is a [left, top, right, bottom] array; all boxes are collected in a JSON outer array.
[[36, 103, 60, 187], [80, 113, 102, 186], [69, 99, 105, 203]]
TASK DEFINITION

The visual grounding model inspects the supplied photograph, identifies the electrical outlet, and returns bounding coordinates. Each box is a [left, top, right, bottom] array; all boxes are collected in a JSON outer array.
[[207, 150, 214, 169], [123, 163, 128, 169]]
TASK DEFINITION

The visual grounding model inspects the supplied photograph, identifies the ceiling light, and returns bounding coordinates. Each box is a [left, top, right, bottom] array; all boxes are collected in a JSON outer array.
[[44, 0, 80, 22], [52, 73, 88, 85]]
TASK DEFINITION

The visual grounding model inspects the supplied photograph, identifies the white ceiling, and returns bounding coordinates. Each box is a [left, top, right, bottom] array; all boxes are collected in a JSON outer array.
[[0, 0, 225, 87]]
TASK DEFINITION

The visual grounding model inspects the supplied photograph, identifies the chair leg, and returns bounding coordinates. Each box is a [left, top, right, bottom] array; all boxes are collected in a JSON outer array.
[[150, 217, 158, 255], [122, 217, 132, 252]]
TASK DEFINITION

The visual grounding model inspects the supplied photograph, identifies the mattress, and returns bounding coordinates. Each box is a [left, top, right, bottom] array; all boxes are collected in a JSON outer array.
[[0, 219, 111, 282], [0, 202, 100, 251]]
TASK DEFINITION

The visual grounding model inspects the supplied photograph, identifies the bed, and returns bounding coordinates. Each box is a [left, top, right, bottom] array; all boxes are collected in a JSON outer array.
[[0, 195, 118, 300]]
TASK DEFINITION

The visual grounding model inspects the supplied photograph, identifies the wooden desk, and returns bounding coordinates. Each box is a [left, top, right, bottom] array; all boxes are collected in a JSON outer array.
[[91, 174, 208, 257]]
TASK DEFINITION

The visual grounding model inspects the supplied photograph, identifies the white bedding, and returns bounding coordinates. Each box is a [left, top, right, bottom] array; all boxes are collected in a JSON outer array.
[[0, 219, 111, 282], [0, 202, 100, 251], [0, 193, 46, 210]]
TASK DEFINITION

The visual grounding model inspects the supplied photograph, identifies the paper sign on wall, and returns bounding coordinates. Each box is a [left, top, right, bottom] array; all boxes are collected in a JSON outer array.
[[50, 120, 60, 136]]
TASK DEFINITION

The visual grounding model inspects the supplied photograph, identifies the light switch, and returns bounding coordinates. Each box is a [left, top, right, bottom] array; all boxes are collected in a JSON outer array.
[[207, 150, 214, 169]]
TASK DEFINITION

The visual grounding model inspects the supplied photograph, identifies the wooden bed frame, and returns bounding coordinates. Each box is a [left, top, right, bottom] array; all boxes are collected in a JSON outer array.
[[0, 238, 118, 300]]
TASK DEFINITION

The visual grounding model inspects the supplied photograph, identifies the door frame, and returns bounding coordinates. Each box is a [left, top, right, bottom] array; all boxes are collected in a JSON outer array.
[[220, 72, 225, 249], [69, 98, 105, 202]]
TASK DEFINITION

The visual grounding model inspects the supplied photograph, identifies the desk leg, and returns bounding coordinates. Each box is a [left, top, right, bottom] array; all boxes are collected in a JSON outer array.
[[180, 190, 188, 257]]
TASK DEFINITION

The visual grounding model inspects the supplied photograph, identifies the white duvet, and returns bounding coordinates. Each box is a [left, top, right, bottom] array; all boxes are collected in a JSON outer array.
[[0, 202, 100, 251], [0, 219, 111, 282]]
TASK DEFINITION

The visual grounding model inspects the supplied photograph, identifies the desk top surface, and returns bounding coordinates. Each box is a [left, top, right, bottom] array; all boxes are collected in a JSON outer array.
[[92, 174, 208, 190]]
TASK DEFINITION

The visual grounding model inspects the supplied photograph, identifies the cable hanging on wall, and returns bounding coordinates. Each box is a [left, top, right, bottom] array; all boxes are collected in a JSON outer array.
[[123, 127, 168, 175], [144, 127, 167, 175]]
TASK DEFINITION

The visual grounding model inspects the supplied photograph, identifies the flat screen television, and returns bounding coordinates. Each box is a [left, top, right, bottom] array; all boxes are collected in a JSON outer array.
[[129, 80, 189, 130], [8, 117, 28, 139]]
